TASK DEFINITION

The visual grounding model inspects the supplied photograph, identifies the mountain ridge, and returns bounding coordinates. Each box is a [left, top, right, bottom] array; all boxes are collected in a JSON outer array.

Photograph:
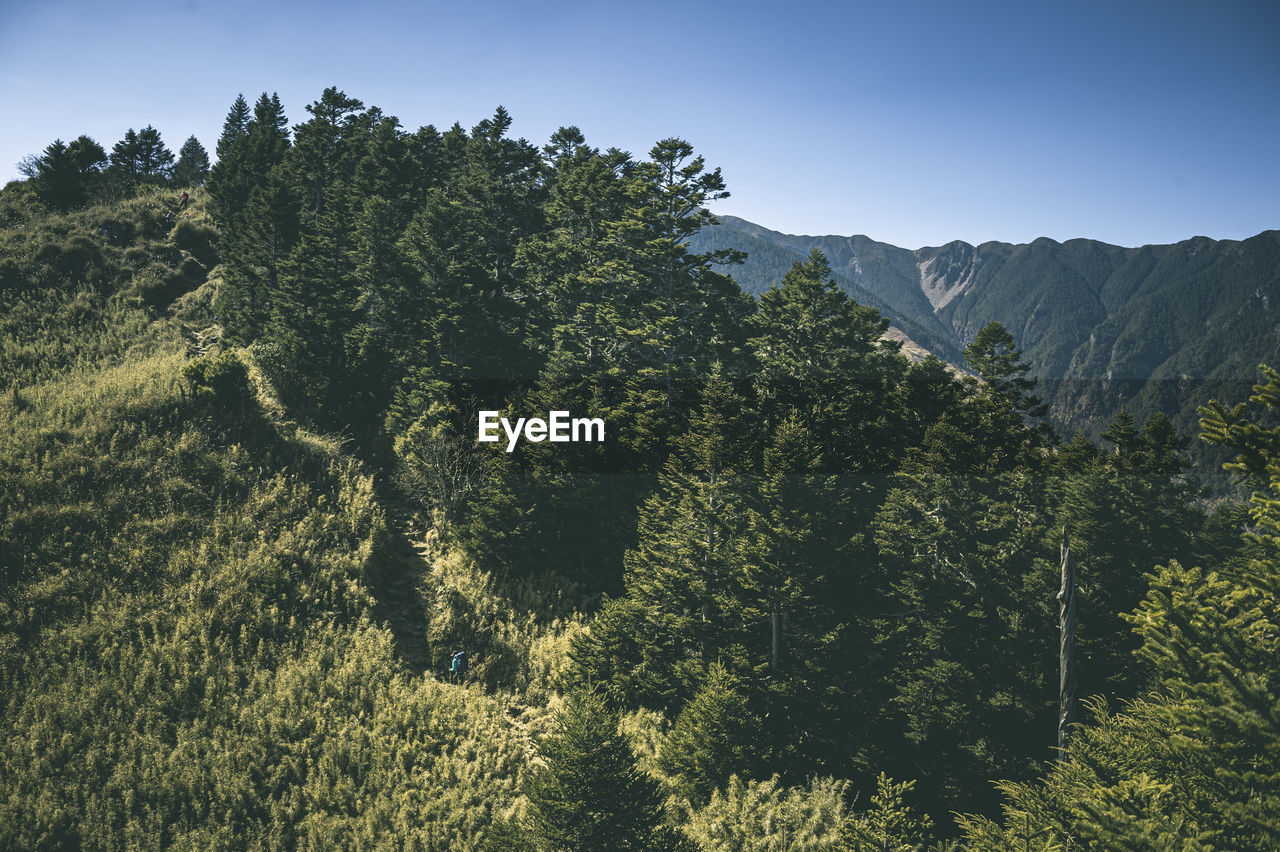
[[693, 215, 1280, 463]]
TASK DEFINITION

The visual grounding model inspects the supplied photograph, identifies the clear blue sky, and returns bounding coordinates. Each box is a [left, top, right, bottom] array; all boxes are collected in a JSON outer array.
[[2, 0, 1276, 248]]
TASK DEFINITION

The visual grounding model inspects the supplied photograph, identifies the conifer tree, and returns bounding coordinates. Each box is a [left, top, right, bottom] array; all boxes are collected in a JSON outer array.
[[840, 774, 935, 851], [870, 382, 1057, 816], [1059, 410, 1199, 703], [29, 135, 106, 211], [172, 135, 210, 186], [524, 690, 688, 852], [748, 248, 897, 449], [109, 126, 174, 189], [344, 193, 413, 414], [216, 94, 251, 159], [623, 365, 754, 697], [608, 137, 749, 407], [109, 128, 142, 186], [216, 172, 298, 345], [569, 596, 681, 710], [743, 411, 829, 681], [209, 93, 289, 226], [259, 200, 355, 419], [738, 410, 860, 773], [560, 364, 755, 706], [453, 106, 545, 304], [288, 87, 365, 224], [519, 126, 633, 370], [135, 125, 175, 182], [208, 94, 251, 221], [453, 131, 748, 595], [213, 93, 295, 346], [746, 248, 907, 574], [659, 664, 761, 805], [961, 321, 1053, 464]]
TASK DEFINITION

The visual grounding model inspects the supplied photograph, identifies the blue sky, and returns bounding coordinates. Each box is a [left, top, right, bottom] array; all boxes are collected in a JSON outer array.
[[2, 0, 1276, 248]]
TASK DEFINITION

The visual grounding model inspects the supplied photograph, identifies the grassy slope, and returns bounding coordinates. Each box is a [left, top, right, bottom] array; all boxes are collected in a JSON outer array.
[[0, 187, 533, 849]]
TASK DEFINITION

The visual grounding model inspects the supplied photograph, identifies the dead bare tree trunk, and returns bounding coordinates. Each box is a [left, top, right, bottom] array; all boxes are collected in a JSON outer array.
[[1057, 526, 1077, 759], [771, 610, 784, 675], [702, 473, 718, 662]]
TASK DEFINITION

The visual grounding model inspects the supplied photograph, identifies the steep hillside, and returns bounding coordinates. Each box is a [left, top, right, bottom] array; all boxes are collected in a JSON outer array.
[[0, 188, 543, 848], [689, 220, 965, 363]]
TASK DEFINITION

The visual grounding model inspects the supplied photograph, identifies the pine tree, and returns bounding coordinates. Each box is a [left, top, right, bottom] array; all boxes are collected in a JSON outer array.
[[259, 201, 354, 419], [216, 94, 251, 159], [109, 128, 141, 186], [453, 131, 749, 594], [745, 249, 908, 653], [659, 664, 761, 805], [748, 248, 905, 472], [518, 126, 633, 371], [569, 596, 681, 710], [870, 400, 1057, 817], [209, 93, 290, 226], [134, 125, 175, 182], [524, 689, 689, 852], [1059, 410, 1199, 704], [961, 321, 1053, 464], [737, 409, 862, 773], [173, 136, 210, 186], [30, 135, 106, 211], [840, 774, 935, 851], [208, 94, 251, 222], [213, 93, 295, 345], [215, 173, 298, 344], [608, 137, 749, 407], [109, 126, 173, 189], [621, 365, 755, 706], [744, 411, 827, 680]]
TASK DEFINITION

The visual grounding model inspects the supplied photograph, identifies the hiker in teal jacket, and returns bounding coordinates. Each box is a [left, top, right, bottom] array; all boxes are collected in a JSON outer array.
[[449, 650, 466, 683]]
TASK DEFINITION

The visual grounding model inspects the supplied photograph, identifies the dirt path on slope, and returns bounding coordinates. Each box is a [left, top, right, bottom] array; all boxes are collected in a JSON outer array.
[[372, 508, 438, 675]]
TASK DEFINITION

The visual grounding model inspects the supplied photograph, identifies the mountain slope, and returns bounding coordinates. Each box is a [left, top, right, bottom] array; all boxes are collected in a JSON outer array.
[[0, 188, 535, 849], [690, 219, 965, 363], [697, 216, 1280, 442]]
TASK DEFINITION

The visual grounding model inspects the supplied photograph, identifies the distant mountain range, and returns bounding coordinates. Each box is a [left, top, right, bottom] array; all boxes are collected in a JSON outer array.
[[694, 216, 1280, 451]]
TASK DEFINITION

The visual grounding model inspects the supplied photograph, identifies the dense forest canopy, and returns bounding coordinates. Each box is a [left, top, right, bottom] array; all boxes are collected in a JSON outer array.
[[1, 88, 1276, 849]]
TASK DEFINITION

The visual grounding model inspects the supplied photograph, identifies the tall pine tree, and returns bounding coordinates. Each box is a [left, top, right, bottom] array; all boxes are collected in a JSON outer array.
[[523, 690, 689, 852]]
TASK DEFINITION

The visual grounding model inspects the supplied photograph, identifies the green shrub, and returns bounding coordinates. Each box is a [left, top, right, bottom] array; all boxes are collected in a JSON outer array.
[[172, 218, 219, 267], [179, 254, 206, 283], [684, 774, 852, 851], [182, 351, 251, 413]]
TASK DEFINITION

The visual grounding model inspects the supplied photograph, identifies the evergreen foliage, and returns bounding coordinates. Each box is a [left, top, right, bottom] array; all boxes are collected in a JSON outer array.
[[839, 774, 935, 851], [522, 689, 687, 851], [658, 664, 761, 805], [108, 125, 176, 189], [173, 135, 210, 187], [958, 366, 1280, 848], [682, 774, 852, 850], [3, 88, 1273, 848], [28, 136, 107, 212]]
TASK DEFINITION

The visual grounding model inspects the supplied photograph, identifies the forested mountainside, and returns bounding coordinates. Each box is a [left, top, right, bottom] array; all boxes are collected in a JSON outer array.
[[2, 88, 1278, 849], [693, 216, 1280, 452]]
